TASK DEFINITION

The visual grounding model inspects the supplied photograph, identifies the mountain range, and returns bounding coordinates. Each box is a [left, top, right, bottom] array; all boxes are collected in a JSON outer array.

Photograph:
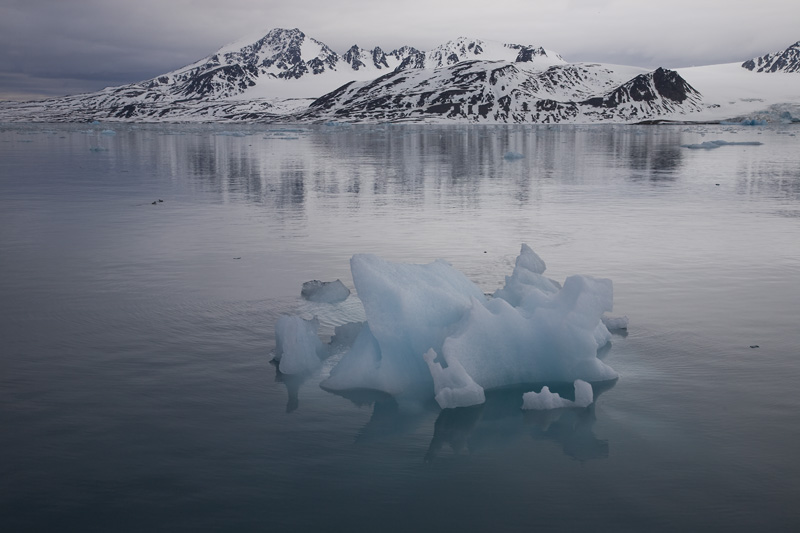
[[1, 29, 799, 124]]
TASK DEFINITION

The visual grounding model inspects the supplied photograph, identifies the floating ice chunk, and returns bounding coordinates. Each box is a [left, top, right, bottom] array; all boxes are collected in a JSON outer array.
[[321, 254, 486, 395], [424, 348, 485, 409], [273, 316, 328, 375], [681, 140, 763, 149], [602, 314, 629, 330], [503, 151, 525, 160], [318, 245, 619, 399], [100, 129, 116, 135], [301, 279, 351, 304], [521, 380, 594, 410]]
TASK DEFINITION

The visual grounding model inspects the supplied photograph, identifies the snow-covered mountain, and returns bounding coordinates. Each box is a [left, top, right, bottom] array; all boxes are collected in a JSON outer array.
[[1, 29, 799, 124], [301, 62, 702, 123], [742, 41, 800, 73]]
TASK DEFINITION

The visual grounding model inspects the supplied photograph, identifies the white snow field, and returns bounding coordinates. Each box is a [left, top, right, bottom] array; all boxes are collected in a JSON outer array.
[[677, 63, 800, 122]]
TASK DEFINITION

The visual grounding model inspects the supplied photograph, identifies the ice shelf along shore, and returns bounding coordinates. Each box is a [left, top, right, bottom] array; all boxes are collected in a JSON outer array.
[[273, 245, 627, 409]]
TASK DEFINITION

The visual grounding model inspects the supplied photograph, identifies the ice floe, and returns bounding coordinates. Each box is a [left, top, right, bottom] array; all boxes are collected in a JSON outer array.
[[681, 140, 763, 149]]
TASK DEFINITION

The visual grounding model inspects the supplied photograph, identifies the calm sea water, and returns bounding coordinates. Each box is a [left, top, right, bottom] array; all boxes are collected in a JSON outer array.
[[1, 123, 799, 531]]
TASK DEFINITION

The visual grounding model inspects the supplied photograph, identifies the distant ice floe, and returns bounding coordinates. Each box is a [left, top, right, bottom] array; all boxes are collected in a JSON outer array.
[[503, 151, 525, 160], [301, 279, 351, 304], [522, 379, 594, 410], [681, 140, 763, 150], [275, 245, 626, 408], [720, 119, 768, 126]]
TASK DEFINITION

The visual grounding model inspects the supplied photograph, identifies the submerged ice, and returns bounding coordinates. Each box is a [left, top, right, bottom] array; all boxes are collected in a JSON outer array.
[[301, 279, 351, 303], [278, 245, 623, 406]]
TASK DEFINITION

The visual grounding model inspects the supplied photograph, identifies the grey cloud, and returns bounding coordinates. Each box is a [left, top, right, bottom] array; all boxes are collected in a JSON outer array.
[[1, 0, 798, 101]]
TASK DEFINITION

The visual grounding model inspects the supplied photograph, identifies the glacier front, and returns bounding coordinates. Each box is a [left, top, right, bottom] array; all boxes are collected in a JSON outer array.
[[287, 244, 623, 406]]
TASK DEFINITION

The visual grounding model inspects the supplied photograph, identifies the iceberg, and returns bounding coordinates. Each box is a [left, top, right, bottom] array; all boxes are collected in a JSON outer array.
[[316, 245, 620, 403], [273, 315, 328, 375], [521, 379, 594, 410], [301, 279, 351, 303]]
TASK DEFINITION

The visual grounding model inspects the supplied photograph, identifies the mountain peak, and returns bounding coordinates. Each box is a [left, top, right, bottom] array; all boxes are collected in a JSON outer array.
[[742, 41, 800, 73]]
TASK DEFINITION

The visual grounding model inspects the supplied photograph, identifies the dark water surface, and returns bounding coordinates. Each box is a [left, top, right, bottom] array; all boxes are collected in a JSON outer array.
[[1, 123, 799, 531]]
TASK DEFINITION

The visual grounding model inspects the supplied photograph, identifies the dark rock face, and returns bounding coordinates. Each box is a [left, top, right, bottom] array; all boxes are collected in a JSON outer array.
[[583, 68, 698, 108], [180, 64, 258, 97], [397, 51, 426, 71], [652, 68, 693, 102], [515, 46, 547, 62], [299, 59, 703, 125], [343, 45, 366, 70], [742, 41, 800, 73], [372, 47, 390, 69]]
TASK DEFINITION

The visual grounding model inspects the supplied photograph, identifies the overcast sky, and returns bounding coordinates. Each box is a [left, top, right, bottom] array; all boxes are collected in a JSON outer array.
[[2, 0, 798, 101]]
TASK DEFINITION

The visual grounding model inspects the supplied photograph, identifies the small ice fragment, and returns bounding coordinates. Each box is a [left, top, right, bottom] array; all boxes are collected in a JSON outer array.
[[273, 316, 328, 374], [424, 348, 485, 409], [521, 379, 594, 410], [681, 140, 763, 149], [503, 151, 524, 160], [301, 279, 350, 303], [601, 315, 629, 330]]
